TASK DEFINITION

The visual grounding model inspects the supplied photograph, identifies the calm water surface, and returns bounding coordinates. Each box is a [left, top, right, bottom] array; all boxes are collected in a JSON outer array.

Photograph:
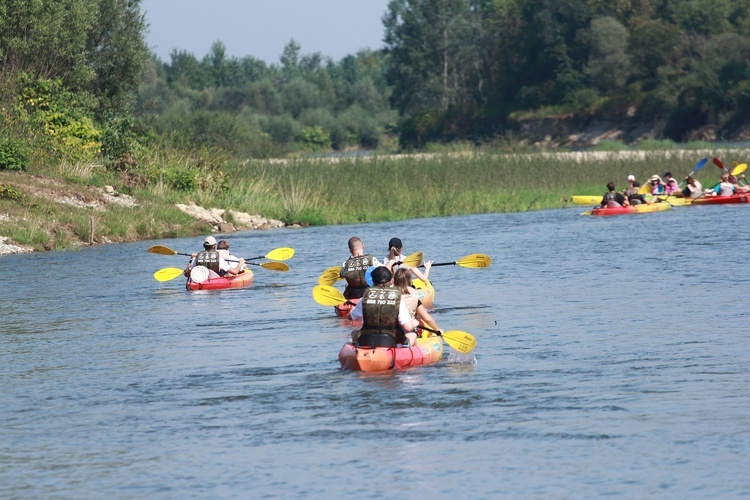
[[2, 205, 749, 498]]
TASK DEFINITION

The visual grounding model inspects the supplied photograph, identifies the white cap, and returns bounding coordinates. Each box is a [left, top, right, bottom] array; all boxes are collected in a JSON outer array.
[[204, 236, 217, 246], [627, 175, 635, 181]]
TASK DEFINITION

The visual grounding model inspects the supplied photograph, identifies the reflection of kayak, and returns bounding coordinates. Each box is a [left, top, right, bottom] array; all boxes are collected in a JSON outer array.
[[338, 335, 443, 371], [571, 195, 600, 205], [691, 194, 750, 205], [186, 269, 254, 291], [591, 203, 672, 216]]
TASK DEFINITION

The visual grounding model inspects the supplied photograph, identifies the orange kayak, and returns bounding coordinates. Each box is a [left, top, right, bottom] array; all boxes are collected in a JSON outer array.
[[338, 335, 443, 371]]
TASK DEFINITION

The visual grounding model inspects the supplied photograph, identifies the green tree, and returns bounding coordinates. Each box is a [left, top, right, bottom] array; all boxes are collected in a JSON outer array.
[[586, 16, 631, 92]]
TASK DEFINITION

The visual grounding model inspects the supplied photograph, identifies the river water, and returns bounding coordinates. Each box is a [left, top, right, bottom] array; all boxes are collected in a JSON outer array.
[[2, 204, 749, 498]]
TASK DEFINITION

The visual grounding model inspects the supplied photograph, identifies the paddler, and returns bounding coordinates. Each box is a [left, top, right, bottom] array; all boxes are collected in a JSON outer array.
[[348, 266, 421, 348], [340, 236, 380, 300], [184, 236, 245, 277]]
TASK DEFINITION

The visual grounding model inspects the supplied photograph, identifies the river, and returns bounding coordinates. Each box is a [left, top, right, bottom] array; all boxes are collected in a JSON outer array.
[[2, 204, 749, 498]]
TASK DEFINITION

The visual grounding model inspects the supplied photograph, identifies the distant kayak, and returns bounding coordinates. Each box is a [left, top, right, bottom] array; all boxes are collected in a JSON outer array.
[[571, 195, 601, 205], [590, 203, 672, 216], [186, 268, 254, 291], [691, 193, 750, 205]]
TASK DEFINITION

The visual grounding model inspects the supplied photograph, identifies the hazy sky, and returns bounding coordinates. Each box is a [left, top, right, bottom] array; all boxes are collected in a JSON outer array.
[[141, 0, 391, 64]]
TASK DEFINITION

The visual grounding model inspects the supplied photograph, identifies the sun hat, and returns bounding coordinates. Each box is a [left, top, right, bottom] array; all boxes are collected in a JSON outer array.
[[204, 236, 217, 246], [627, 174, 635, 181], [388, 237, 402, 249]]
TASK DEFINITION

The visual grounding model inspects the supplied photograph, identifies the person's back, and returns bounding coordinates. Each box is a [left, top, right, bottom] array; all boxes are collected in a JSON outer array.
[[351, 267, 404, 347], [341, 236, 376, 299]]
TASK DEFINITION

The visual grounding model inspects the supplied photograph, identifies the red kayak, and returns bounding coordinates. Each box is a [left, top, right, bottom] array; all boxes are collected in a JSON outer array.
[[186, 269, 254, 291], [338, 336, 443, 371], [691, 193, 750, 205], [334, 299, 358, 318]]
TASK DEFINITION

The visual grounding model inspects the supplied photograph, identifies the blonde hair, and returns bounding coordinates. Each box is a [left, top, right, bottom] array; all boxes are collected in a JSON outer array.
[[393, 267, 412, 293]]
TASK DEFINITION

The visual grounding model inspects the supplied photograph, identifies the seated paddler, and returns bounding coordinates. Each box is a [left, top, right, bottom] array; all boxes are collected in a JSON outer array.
[[340, 236, 381, 300], [184, 235, 245, 278], [348, 266, 420, 348]]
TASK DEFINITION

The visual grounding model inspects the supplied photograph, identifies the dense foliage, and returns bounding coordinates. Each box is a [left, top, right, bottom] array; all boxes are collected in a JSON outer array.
[[1, 0, 750, 173]]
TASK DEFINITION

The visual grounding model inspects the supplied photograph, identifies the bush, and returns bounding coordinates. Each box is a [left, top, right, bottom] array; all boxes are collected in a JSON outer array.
[[0, 183, 24, 200], [0, 138, 29, 171]]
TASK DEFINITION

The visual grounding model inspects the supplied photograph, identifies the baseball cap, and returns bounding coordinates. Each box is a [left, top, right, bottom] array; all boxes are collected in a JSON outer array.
[[204, 236, 217, 246], [388, 237, 402, 249], [627, 175, 635, 181]]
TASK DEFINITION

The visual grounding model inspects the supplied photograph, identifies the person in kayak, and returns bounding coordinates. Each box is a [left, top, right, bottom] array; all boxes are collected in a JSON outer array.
[[647, 175, 666, 198], [601, 182, 629, 208], [184, 236, 245, 277], [341, 236, 380, 300], [681, 176, 703, 198], [704, 173, 736, 197], [348, 266, 420, 347], [382, 237, 432, 282], [663, 172, 680, 195], [624, 176, 649, 205], [392, 267, 441, 337]]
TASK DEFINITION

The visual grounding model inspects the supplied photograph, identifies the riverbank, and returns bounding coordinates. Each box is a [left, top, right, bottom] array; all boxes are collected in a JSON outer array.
[[2, 147, 747, 255]]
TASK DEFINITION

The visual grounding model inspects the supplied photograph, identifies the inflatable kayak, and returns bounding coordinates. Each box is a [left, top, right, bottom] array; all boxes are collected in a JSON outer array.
[[691, 193, 750, 205], [338, 335, 444, 371], [186, 268, 254, 291], [590, 202, 672, 216], [571, 195, 601, 205]]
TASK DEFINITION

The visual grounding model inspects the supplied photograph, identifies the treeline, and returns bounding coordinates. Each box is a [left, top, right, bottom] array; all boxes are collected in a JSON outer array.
[[2, 0, 750, 175], [384, 0, 750, 146], [136, 41, 397, 158]]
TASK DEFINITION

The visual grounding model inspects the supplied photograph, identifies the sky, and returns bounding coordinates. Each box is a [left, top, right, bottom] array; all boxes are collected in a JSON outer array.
[[141, 0, 392, 65]]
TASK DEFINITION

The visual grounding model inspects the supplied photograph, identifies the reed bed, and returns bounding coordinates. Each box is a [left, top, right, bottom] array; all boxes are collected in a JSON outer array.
[[222, 150, 736, 225], [2, 148, 746, 251]]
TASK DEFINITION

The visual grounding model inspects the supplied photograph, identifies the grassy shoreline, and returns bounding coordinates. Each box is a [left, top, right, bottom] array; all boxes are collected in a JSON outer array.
[[1, 149, 746, 253]]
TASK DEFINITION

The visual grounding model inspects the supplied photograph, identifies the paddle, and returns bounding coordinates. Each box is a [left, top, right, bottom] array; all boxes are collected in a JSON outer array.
[[420, 254, 492, 269], [401, 251, 424, 268], [312, 285, 354, 306], [318, 266, 343, 286], [154, 267, 185, 282], [676, 157, 708, 190], [147, 245, 294, 261], [154, 260, 288, 282], [419, 325, 477, 354]]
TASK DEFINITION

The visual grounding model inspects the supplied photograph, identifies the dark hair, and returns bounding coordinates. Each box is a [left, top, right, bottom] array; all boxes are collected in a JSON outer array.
[[607, 181, 615, 191], [371, 266, 392, 285]]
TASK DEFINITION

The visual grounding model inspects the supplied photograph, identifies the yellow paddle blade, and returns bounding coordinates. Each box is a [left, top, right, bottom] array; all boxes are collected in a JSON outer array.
[[456, 254, 492, 268], [265, 247, 295, 261], [637, 183, 651, 195], [147, 245, 178, 256], [663, 197, 686, 207], [312, 285, 347, 306], [318, 266, 342, 286], [402, 251, 423, 268], [247, 261, 289, 271], [580, 211, 592, 216], [441, 330, 477, 353], [153, 267, 184, 281], [732, 163, 747, 176]]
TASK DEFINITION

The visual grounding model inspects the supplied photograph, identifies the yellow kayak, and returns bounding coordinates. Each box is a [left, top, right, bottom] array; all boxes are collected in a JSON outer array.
[[571, 195, 601, 205]]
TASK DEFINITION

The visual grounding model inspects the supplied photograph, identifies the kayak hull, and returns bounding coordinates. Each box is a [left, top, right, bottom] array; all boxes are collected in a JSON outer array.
[[338, 335, 444, 372], [591, 203, 671, 216], [335, 299, 358, 318], [691, 194, 750, 205], [186, 270, 254, 291]]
